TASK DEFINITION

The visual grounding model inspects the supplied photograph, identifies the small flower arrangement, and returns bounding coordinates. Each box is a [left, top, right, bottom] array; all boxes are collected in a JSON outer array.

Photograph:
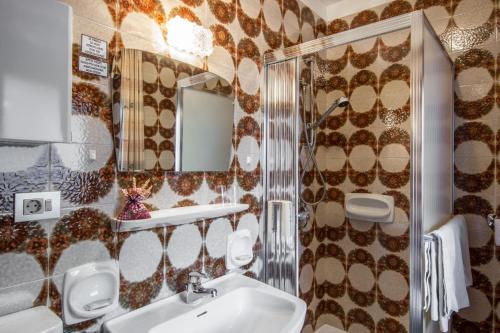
[[117, 178, 152, 221]]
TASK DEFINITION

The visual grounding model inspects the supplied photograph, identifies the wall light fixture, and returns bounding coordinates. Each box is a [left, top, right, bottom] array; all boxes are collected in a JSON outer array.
[[166, 16, 213, 57]]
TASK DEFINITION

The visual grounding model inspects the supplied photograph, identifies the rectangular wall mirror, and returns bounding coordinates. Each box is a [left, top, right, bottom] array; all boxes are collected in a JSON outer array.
[[112, 48, 234, 172]]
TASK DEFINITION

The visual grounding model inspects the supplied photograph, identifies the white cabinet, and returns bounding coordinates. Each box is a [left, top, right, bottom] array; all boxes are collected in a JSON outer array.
[[0, 0, 72, 143]]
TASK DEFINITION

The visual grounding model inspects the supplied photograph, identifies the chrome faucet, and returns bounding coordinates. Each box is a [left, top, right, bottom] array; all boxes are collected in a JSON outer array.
[[185, 272, 217, 304]]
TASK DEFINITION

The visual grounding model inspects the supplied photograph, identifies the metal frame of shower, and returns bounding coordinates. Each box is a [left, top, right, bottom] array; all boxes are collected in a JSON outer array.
[[262, 11, 454, 332]]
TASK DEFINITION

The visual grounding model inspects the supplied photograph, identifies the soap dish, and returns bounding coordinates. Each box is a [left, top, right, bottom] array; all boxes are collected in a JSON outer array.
[[62, 260, 119, 325], [226, 229, 253, 269]]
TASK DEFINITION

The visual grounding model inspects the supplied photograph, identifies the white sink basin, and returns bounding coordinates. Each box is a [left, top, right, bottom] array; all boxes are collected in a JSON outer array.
[[103, 274, 306, 333]]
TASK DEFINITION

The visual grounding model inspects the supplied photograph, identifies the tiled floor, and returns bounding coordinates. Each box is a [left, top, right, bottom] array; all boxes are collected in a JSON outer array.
[[315, 324, 347, 333]]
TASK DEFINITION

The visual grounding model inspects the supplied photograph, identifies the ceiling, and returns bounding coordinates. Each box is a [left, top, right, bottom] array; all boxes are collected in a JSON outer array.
[[301, 0, 393, 21]]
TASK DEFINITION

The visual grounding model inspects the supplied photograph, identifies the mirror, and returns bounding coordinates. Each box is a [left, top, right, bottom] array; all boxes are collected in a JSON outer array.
[[112, 48, 234, 173]]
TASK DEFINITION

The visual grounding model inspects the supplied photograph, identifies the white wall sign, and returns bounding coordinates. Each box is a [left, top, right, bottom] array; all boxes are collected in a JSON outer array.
[[81, 34, 107, 59], [78, 55, 108, 77]]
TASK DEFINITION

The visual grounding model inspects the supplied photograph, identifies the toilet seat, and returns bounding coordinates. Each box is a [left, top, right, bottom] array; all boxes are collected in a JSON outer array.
[[0, 306, 62, 333]]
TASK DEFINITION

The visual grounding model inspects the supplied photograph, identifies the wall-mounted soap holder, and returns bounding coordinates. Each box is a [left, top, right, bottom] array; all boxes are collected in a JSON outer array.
[[62, 260, 119, 325], [345, 193, 394, 223], [226, 230, 253, 269]]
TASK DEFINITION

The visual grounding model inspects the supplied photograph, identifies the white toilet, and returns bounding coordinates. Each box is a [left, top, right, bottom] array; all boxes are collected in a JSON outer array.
[[0, 306, 62, 333]]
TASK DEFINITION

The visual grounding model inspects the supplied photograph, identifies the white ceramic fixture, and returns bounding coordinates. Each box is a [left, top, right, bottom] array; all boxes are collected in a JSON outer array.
[[112, 203, 249, 232], [103, 273, 306, 333], [62, 260, 119, 325], [226, 229, 253, 269], [345, 193, 394, 223], [0, 306, 62, 333]]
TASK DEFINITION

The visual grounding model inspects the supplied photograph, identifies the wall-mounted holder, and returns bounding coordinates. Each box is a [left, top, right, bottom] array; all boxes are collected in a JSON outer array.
[[62, 260, 119, 325], [226, 230, 253, 270], [345, 193, 394, 223]]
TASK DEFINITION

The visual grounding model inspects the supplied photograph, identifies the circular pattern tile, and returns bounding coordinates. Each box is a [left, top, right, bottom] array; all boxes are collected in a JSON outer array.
[[119, 231, 163, 282], [206, 218, 233, 258], [166, 224, 202, 268]]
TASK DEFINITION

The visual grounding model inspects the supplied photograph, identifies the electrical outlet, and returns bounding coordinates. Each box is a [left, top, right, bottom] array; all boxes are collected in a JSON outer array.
[[23, 198, 44, 215], [15, 192, 61, 222]]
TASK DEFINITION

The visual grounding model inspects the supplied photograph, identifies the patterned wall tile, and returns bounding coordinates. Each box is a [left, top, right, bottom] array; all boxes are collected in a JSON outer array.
[[208, 23, 237, 82], [50, 143, 117, 207], [48, 207, 116, 278], [262, 0, 283, 50], [300, 4, 316, 43], [0, 145, 50, 214], [282, 0, 301, 47], [58, 0, 117, 27], [117, 0, 167, 44], [315, 298, 346, 330], [47, 206, 116, 332], [165, 223, 204, 292], [0, 278, 49, 317], [204, 217, 233, 279], [117, 227, 166, 309], [71, 14, 117, 87], [0, 215, 49, 316], [450, 0, 496, 53]]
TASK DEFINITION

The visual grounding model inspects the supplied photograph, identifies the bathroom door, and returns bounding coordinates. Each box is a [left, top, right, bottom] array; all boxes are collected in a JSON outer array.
[[263, 58, 300, 295]]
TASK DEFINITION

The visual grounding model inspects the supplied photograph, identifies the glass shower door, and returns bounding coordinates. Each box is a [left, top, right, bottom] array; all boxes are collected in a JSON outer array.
[[264, 58, 299, 296]]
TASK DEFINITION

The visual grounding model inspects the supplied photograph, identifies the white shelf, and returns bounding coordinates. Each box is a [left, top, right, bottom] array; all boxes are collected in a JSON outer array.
[[111, 203, 249, 232]]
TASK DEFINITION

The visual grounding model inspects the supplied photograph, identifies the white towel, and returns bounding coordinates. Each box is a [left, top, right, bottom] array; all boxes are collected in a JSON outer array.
[[431, 215, 472, 331], [435, 236, 449, 332], [454, 215, 472, 286], [424, 236, 445, 329], [429, 240, 439, 322], [423, 241, 431, 311]]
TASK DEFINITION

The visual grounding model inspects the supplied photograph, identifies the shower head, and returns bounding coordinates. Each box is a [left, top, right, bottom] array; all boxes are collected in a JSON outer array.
[[310, 97, 349, 129]]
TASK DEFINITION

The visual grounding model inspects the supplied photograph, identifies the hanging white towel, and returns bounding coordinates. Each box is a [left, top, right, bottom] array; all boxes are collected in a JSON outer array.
[[430, 215, 472, 332], [428, 240, 439, 322], [435, 236, 449, 332], [454, 215, 472, 286], [424, 242, 431, 311], [423, 241, 431, 311]]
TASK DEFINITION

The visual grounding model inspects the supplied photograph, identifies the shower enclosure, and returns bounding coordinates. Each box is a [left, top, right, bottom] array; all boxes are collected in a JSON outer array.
[[263, 11, 453, 332]]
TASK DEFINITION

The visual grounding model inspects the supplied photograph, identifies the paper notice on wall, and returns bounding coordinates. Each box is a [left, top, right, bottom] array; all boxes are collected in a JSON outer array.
[[78, 55, 108, 77], [81, 34, 107, 59]]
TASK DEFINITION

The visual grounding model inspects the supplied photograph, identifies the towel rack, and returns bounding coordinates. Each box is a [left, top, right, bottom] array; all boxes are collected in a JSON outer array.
[[423, 234, 435, 242], [426, 213, 495, 242], [487, 214, 496, 228]]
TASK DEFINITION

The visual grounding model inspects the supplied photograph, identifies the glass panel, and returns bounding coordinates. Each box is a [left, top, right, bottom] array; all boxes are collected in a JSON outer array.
[[265, 59, 298, 295]]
